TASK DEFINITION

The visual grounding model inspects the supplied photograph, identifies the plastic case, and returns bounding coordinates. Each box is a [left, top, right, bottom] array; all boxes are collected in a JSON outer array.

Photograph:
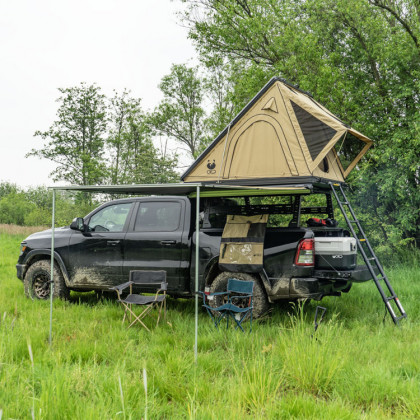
[[314, 237, 357, 270]]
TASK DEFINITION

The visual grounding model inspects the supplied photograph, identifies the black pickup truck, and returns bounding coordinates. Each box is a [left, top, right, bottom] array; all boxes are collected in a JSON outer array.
[[16, 193, 370, 317]]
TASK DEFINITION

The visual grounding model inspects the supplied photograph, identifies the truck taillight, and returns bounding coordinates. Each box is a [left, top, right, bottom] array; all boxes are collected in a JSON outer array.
[[295, 238, 315, 266]]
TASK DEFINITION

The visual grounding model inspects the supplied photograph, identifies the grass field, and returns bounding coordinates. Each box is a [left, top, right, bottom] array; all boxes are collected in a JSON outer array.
[[1, 228, 419, 419]]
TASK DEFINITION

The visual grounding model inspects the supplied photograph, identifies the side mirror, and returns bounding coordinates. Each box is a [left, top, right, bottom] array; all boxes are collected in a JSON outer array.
[[70, 217, 85, 231]]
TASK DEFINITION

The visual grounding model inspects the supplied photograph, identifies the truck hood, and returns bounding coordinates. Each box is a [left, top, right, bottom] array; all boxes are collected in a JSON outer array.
[[24, 226, 71, 242]]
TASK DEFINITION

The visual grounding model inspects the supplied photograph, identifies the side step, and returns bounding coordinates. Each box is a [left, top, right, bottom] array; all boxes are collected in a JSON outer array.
[[329, 182, 407, 325]]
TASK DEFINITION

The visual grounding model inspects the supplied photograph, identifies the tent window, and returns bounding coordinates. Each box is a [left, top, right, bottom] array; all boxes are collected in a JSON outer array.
[[334, 132, 366, 172], [291, 101, 337, 161]]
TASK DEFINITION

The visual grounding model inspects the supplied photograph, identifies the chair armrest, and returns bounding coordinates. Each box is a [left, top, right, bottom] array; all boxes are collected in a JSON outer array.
[[109, 281, 133, 293], [196, 290, 230, 304], [196, 291, 208, 304], [209, 291, 230, 297]]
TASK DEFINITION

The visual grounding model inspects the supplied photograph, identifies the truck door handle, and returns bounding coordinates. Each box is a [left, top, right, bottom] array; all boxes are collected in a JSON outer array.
[[161, 240, 176, 245], [107, 240, 120, 246]]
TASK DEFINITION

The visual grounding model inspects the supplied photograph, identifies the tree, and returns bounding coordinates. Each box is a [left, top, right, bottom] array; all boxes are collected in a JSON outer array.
[[29, 85, 179, 190], [107, 90, 179, 184], [201, 56, 236, 146], [150, 64, 207, 159], [182, 0, 420, 250], [28, 83, 108, 186]]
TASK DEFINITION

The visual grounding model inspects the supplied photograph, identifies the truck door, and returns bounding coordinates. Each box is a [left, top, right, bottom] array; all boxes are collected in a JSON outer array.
[[123, 199, 187, 291], [67, 201, 133, 288]]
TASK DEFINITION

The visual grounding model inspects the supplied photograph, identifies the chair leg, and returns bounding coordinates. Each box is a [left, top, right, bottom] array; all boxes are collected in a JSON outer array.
[[205, 307, 223, 329], [232, 312, 252, 333], [156, 301, 163, 327], [126, 306, 152, 332], [164, 297, 167, 321], [121, 302, 129, 324]]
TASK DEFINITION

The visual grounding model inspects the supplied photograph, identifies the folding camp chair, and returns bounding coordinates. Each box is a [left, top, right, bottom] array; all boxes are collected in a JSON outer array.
[[110, 270, 167, 332], [199, 278, 254, 332]]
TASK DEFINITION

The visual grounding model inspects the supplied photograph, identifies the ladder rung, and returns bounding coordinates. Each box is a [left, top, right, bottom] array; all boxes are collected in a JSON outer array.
[[359, 239, 366, 242], [396, 314, 407, 320], [349, 220, 358, 223], [386, 295, 397, 301]]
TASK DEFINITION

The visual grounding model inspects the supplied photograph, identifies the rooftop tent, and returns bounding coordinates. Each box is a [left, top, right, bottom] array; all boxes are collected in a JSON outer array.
[[181, 78, 373, 185]]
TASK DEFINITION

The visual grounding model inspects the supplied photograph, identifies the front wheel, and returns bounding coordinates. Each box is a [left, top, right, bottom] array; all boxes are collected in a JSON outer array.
[[209, 272, 269, 318], [24, 260, 69, 300]]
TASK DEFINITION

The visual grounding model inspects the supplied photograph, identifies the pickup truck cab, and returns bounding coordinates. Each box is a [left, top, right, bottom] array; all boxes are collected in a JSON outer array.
[[17, 192, 370, 317]]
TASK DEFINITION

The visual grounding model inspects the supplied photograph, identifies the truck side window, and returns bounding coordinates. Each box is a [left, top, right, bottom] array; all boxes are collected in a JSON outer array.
[[135, 202, 181, 232], [88, 202, 132, 232]]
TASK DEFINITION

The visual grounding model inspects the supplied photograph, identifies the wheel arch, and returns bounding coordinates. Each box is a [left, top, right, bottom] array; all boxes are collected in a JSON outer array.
[[23, 250, 70, 285], [203, 257, 222, 288], [203, 259, 271, 300]]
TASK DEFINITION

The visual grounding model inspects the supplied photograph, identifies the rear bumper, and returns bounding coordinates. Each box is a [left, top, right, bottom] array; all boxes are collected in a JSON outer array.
[[268, 275, 354, 302], [16, 264, 26, 281], [269, 277, 326, 301], [290, 277, 323, 300], [314, 265, 375, 283]]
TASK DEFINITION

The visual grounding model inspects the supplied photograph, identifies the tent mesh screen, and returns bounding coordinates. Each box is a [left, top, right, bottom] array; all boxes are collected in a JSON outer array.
[[291, 101, 337, 161], [334, 132, 366, 172]]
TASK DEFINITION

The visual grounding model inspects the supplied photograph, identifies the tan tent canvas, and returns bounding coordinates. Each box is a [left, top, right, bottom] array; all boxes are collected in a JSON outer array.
[[181, 78, 372, 185]]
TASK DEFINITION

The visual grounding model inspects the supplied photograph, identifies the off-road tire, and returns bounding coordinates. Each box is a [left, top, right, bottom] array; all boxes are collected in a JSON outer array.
[[209, 272, 269, 319], [24, 260, 70, 300]]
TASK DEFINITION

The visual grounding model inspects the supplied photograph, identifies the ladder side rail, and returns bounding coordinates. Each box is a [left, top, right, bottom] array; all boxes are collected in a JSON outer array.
[[329, 183, 406, 324], [335, 185, 399, 297], [329, 184, 382, 281], [329, 184, 393, 304]]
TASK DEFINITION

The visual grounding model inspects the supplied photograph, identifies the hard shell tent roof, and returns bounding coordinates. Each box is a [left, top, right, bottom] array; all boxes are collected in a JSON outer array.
[[181, 77, 372, 185]]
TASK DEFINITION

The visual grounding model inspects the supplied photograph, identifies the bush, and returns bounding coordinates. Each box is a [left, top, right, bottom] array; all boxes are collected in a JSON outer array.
[[0, 193, 32, 225]]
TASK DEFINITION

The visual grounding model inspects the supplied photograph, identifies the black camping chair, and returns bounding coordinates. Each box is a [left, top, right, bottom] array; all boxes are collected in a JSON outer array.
[[198, 278, 254, 332], [110, 270, 167, 332]]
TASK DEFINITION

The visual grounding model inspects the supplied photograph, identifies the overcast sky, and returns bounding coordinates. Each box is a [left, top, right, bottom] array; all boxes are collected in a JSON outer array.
[[0, 0, 196, 188]]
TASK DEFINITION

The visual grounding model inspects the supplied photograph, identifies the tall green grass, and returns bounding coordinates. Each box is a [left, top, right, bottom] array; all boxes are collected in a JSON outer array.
[[1, 231, 419, 418]]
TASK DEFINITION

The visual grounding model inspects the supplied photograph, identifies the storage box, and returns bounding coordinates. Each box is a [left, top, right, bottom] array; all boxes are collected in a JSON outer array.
[[314, 237, 357, 270]]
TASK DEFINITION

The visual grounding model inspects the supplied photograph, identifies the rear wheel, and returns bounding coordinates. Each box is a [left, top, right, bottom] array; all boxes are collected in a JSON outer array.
[[209, 272, 269, 318], [24, 260, 69, 300]]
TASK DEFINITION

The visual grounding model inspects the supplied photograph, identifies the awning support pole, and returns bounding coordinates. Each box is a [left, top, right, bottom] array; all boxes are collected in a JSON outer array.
[[49, 189, 56, 347], [194, 185, 200, 363]]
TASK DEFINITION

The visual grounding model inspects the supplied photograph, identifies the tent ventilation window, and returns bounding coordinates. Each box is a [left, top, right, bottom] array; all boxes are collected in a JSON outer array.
[[334, 132, 366, 173]]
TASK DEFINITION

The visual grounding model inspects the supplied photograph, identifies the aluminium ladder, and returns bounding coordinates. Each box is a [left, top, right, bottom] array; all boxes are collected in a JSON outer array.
[[329, 182, 407, 325]]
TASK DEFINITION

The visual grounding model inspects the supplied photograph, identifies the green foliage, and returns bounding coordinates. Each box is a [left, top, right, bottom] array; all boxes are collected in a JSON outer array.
[[0, 182, 98, 227], [0, 181, 19, 198], [150, 64, 207, 158], [28, 84, 179, 190], [107, 90, 178, 185], [1, 233, 420, 418], [0, 192, 32, 225], [182, 0, 420, 249], [28, 83, 108, 186]]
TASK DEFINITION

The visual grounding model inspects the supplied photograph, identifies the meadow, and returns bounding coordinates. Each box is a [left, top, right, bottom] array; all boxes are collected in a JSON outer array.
[[0, 227, 419, 419]]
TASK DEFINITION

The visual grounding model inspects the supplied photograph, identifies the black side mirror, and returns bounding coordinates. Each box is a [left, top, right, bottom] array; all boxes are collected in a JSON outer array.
[[70, 217, 85, 231]]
